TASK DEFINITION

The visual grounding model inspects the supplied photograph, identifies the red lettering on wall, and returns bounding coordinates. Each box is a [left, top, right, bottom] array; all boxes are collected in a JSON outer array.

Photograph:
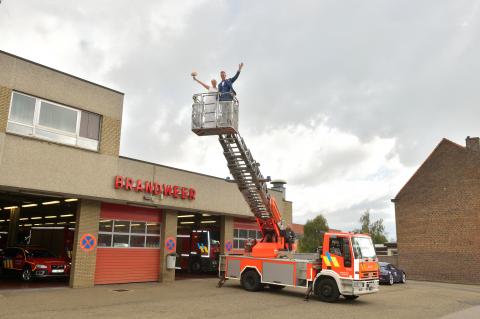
[[153, 183, 162, 195], [135, 179, 144, 192], [144, 182, 153, 194], [189, 188, 196, 200], [125, 178, 134, 190], [164, 185, 173, 197], [114, 176, 124, 189], [173, 186, 180, 198], [113, 176, 195, 201]]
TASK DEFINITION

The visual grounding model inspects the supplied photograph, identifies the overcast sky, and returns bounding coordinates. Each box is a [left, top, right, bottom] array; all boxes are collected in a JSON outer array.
[[1, 0, 479, 240]]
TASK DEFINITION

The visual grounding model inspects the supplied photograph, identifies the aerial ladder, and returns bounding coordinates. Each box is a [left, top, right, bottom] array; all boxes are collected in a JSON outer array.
[[191, 92, 379, 302], [192, 92, 294, 259]]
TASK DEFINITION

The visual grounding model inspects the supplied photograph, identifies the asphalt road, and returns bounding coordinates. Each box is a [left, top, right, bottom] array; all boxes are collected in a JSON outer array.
[[0, 278, 479, 319]]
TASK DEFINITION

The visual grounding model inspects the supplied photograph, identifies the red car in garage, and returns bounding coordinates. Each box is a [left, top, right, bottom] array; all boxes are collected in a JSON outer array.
[[0, 247, 70, 281]]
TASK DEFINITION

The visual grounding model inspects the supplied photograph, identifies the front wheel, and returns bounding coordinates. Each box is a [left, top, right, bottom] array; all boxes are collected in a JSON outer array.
[[388, 274, 394, 285], [190, 260, 202, 274], [22, 267, 33, 282], [241, 269, 263, 292], [400, 272, 407, 284], [314, 278, 340, 303]]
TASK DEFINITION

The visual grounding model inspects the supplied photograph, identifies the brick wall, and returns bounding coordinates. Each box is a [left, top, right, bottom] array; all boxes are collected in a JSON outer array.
[[378, 255, 399, 267], [100, 116, 121, 156], [394, 139, 480, 284], [70, 200, 101, 288], [0, 86, 12, 132]]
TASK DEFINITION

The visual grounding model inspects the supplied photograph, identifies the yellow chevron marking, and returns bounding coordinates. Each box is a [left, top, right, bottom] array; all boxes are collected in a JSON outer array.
[[331, 256, 340, 268], [322, 255, 332, 267]]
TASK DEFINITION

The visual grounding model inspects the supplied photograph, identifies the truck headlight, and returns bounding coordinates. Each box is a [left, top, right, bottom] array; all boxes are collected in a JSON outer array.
[[352, 281, 364, 288], [36, 264, 47, 269]]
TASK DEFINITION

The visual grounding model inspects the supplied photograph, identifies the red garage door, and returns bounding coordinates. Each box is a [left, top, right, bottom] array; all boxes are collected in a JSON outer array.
[[95, 203, 162, 285]]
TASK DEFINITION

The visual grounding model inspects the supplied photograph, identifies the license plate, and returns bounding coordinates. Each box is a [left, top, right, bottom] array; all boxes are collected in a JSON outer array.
[[52, 269, 64, 273]]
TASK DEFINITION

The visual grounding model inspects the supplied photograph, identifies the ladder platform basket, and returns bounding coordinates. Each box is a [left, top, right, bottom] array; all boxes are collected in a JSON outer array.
[[192, 92, 239, 136]]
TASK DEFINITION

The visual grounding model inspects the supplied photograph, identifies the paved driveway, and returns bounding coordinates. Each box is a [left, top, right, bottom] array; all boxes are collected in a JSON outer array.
[[0, 278, 479, 319]]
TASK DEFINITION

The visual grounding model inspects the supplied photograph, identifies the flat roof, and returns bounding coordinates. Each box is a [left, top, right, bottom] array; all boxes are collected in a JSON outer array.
[[0, 49, 124, 95]]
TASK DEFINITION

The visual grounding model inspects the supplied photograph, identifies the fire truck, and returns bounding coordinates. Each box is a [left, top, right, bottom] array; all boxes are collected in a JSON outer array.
[[176, 229, 220, 273], [191, 92, 379, 302]]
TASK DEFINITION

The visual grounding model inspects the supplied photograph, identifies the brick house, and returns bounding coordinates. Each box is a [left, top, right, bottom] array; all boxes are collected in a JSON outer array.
[[392, 137, 480, 284]]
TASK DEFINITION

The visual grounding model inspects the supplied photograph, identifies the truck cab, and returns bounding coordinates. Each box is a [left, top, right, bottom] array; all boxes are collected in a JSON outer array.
[[177, 230, 220, 273], [314, 232, 379, 301]]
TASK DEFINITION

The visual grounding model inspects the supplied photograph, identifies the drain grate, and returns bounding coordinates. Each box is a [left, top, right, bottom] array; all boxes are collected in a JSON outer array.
[[112, 289, 130, 292]]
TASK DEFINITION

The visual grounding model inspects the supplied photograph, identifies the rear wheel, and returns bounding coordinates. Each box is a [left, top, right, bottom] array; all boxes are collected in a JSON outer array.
[[21, 267, 33, 282], [314, 278, 340, 303], [400, 272, 407, 284], [241, 269, 263, 292]]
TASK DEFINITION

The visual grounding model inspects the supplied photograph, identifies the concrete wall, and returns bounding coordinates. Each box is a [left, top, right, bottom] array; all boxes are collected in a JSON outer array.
[[0, 132, 291, 220], [394, 139, 480, 284]]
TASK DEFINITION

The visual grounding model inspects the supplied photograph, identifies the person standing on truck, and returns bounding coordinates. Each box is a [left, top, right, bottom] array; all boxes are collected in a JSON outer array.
[[218, 62, 244, 101]]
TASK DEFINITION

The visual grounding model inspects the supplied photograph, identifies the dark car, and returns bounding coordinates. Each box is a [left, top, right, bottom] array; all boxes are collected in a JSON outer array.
[[0, 247, 70, 281], [379, 262, 406, 285]]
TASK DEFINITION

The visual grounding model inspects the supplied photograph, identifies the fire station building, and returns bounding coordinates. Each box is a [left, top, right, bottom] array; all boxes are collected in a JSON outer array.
[[393, 137, 480, 285], [0, 50, 292, 288]]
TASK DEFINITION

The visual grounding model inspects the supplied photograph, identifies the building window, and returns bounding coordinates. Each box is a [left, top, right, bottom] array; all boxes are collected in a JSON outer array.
[[98, 219, 161, 248], [7, 91, 101, 151], [233, 228, 262, 249]]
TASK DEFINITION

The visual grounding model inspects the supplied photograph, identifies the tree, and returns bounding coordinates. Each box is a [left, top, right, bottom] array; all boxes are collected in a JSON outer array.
[[354, 210, 388, 244], [298, 215, 329, 253]]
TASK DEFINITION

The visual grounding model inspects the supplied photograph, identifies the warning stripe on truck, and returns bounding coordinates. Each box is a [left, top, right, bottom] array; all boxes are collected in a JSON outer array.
[[2, 258, 13, 269]]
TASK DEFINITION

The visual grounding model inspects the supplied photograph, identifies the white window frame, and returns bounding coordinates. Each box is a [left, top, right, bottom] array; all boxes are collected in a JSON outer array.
[[7, 91, 99, 151], [233, 228, 262, 249], [98, 219, 162, 249]]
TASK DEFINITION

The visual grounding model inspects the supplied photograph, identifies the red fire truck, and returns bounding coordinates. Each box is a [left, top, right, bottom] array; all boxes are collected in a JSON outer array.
[[191, 93, 379, 302], [176, 230, 220, 273]]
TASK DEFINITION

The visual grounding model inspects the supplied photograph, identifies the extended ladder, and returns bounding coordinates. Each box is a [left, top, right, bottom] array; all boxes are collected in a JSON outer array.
[[218, 134, 272, 220]]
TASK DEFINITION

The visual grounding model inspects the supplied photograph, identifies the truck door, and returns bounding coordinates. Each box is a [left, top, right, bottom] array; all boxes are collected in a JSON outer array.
[[327, 236, 353, 278]]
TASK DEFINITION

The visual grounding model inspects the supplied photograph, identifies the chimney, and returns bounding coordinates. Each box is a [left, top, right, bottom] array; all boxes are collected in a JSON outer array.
[[271, 179, 287, 199], [466, 136, 480, 151]]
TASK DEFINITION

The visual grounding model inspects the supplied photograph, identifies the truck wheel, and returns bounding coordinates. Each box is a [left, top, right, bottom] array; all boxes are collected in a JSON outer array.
[[241, 269, 263, 292], [190, 260, 202, 274], [269, 284, 285, 290], [314, 278, 340, 303], [22, 267, 33, 282]]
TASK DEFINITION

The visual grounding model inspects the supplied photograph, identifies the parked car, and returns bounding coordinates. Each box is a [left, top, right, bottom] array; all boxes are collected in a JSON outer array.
[[0, 247, 70, 281], [379, 262, 406, 285]]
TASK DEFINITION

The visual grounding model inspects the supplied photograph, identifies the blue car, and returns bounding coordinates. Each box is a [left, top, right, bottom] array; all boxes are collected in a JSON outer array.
[[379, 262, 406, 285]]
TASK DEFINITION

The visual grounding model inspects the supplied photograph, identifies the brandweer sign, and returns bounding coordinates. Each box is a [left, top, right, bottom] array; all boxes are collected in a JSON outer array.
[[114, 175, 196, 200]]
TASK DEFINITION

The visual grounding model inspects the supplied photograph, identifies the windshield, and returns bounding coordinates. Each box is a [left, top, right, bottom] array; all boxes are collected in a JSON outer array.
[[352, 237, 376, 259], [26, 249, 56, 258]]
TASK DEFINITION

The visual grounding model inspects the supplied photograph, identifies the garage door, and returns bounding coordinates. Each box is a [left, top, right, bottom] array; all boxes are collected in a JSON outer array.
[[95, 203, 162, 284]]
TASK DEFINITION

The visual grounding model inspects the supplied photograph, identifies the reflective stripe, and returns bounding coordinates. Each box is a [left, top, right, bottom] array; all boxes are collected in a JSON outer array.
[[322, 255, 331, 267]]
